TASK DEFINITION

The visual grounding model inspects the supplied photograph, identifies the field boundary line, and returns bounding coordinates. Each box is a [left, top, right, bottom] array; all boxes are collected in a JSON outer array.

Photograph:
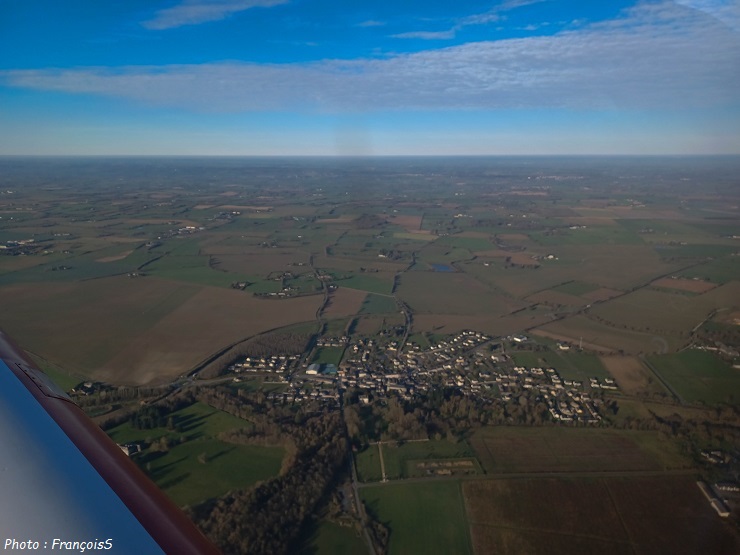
[[640, 355, 684, 404]]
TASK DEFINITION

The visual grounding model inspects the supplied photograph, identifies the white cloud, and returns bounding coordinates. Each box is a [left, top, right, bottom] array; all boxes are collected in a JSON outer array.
[[4, 1, 738, 113], [142, 0, 289, 30], [357, 20, 386, 28], [392, 30, 457, 40], [394, 0, 546, 40], [674, 0, 740, 30], [460, 0, 547, 26]]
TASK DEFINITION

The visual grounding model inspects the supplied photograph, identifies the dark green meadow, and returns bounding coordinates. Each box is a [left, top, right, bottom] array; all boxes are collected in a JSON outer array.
[[646, 349, 740, 405], [356, 440, 477, 482], [361, 481, 472, 555], [107, 402, 284, 507]]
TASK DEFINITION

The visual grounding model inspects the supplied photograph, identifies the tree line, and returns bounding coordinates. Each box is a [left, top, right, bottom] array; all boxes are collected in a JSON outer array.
[[189, 409, 347, 554]]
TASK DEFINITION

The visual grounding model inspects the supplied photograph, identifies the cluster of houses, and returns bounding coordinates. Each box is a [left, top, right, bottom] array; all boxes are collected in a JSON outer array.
[[229, 354, 300, 374], [157, 225, 205, 240], [224, 329, 614, 425], [0, 238, 42, 255], [316, 336, 350, 348], [494, 366, 602, 423]]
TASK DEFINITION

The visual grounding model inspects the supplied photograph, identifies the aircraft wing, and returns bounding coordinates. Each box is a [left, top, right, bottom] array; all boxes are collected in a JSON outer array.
[[0, 329, 219, 554]]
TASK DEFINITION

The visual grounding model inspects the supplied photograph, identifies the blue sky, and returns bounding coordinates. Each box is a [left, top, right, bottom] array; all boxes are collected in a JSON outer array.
[[1, 0, 738, 155]]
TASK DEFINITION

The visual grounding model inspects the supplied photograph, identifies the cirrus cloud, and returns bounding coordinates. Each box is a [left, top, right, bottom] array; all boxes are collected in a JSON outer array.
[[4, 1, 738, 113], [141, 0, 289, 30]]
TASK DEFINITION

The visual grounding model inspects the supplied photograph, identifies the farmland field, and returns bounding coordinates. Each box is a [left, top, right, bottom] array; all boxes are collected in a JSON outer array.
[[412, 313, 537, 336], [107, 402, 284, 507], [311, 346, 345, 365], [356, 445, 383, 483], [646, 349, 740, 405], [351, 315, 385, 336], [397, 271, 523, 316], [211, 252, 309, 275], [526, 289, 587, 307], [600, 355, 667, 395], [679, 256, 740, 284], [651, 276, 716, 293], [297, 521, 366, 555], [361, 481, 471, 555], [142, 439, 283, 507], [552, 280, 602, 296], [538, 350, 611, 380], [534, 315, 684, 354], [589, 286, 733, 337], [464, 476, 740, 555], [470, 427, 690, 474], [510, 350, 609, 381], [357, 440, 479, 482], [322, 287, 367, 318], [359, 292, 398, 314], [0, 275, 322, 384], [335, 273, 395, 295]]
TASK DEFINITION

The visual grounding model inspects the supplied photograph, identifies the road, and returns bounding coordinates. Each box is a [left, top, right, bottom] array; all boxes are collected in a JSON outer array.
[[378, 442, 387, 482]]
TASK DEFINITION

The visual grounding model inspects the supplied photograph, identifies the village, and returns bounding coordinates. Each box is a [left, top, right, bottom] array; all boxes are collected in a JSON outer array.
[[225, 329, 614, 424]]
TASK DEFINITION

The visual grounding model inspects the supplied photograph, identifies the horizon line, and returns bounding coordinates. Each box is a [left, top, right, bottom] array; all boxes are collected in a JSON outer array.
[[2, 153, 740, 158]]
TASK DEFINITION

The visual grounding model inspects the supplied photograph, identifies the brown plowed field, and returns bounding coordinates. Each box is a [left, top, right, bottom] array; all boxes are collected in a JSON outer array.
[[582, 287, 623, 302], [652, 277, 716, 293], [0, 277, 322, 385], [322, 288, 367, 318], [600, 356, 654, 395], [389, 214, 423, 231], [465, 476, 740, 555]]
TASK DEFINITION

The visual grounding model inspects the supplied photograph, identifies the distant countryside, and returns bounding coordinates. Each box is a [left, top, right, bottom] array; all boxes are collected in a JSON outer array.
[[1, 156, 739, 554]]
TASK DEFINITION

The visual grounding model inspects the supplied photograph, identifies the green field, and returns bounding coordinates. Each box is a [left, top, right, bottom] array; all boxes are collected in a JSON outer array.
[[396, 271, 518, 316], [107, 402, 284, 506], [107, 401, 250, 444], [144, 254, 246, 288], [435, 235, 493, 251], [359, 293, 398, 314], [361, 481, 472, 555], [542, 351, 611, 380], [590, 287, 725, 337], [324, 318, 350, 335], [231, 378, 289, 394], [0, 243, 159, 285], [406, 333, 431, 349], [356, 445, 384, 482], [680, 256, 740, 284], [530, 225, 644, 246], [617, 218, 724, 244], [336, 274, 394, 295], [552, 280, 601, 296], [511, 350, 609, 381], [393, 232, 436, 242], [144, 439, 284, 507], [312, 346, 345, 365], [646, 349, 740, 405], [653, 243, 737, 259], [510, 351, 544, 368], [356, 440, 479, 482], [297, 521, 366, 555]]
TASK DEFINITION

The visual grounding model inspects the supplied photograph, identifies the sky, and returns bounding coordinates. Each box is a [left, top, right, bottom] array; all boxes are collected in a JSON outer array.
[[0, 0, 738, 155]]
